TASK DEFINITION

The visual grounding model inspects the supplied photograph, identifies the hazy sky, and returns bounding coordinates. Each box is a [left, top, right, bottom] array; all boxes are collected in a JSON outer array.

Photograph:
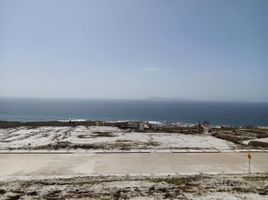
[[0, 0, 267, 102]]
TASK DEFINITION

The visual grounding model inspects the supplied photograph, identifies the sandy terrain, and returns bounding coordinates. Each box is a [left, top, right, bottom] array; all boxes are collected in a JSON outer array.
[[0, 152, 267, 180], [0, 126, 236, 151], [1, 126, 267, 199]]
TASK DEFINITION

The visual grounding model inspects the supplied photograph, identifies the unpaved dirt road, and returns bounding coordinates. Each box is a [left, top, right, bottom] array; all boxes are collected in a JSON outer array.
[[0, 152, 268, 180]]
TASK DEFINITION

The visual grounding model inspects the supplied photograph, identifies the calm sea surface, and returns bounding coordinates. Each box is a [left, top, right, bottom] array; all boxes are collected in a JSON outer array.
[[0, 97, 268, 126]]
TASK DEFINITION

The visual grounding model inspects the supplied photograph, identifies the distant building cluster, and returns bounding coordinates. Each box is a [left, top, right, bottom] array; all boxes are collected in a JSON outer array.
[[197, 121, 212, 133], [112, 120, 213, 133]]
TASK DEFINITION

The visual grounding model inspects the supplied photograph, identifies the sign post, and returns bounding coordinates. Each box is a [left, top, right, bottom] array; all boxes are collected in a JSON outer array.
[[248, 153, 252, 174]]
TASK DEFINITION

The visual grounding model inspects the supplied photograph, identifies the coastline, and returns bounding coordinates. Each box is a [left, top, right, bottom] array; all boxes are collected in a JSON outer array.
[[1, 119, 268, 129], [1, 98, 268, 127]]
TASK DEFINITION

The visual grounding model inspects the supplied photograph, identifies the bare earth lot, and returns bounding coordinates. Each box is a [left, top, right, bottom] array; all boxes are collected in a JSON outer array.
[[0, 126, 236, 151], [0, 152, 268, 199], [1, 152, 268, 179], [0, 125, 268, 199]]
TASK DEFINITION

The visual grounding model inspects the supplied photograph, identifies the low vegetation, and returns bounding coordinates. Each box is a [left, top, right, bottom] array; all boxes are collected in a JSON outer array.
[[152, 176, 201, 186], [0, 120, 97, 128], [1, 174, 268, 199]]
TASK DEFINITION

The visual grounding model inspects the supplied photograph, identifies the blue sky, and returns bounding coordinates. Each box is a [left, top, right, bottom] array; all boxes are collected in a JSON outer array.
[[0, 0, 267, 102]]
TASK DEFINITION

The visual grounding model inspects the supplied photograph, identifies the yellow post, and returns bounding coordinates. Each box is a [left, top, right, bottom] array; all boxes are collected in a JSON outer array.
[[248, 153, 252, 174]]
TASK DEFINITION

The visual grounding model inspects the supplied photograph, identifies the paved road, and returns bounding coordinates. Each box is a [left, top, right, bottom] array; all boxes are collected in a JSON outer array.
[[0, 152, 268, 180]]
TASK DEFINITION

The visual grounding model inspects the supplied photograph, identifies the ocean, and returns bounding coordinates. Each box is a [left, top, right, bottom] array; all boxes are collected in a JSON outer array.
[[0, 97, 268, 126]]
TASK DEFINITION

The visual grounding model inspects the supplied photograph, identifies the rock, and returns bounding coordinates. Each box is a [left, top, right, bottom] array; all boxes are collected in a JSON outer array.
[[27, 191, 37, 196], [6, 194, 20, 200], [0, 189, 6, 194]]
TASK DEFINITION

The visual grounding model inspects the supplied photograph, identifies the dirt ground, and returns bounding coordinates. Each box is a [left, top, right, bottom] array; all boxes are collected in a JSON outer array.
[[212, 128, 268, 148], [1, 153, 268, 179], [0, 125, 268, 199], [0, 174, 267, 200], [0, 126, 237, 151]]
